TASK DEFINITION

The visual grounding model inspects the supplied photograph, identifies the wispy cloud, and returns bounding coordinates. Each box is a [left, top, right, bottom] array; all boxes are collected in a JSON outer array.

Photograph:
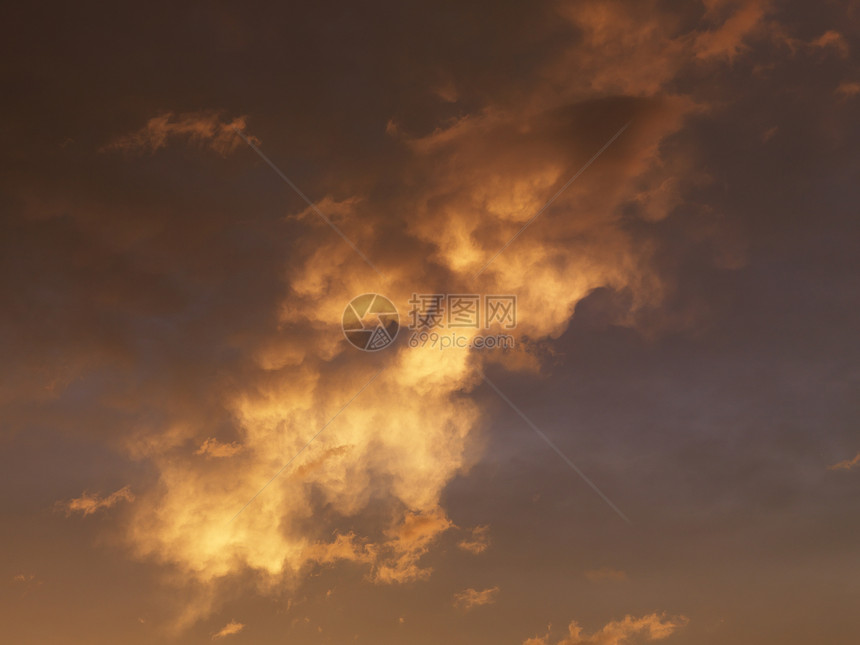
[[828, 452, 860, 471], [457, 525, 491, 554], [59, 486, 134, 517], [810, 30, 849, 56], [836, 81, 860, 98], [693, 0, 768, 61], [371, 509, 453, 583], [10, 572, 42, 596], [453, 586, 499, 610], [195, 437, 243, 458], [104, 111, 257, 155], [12, 573, 35, 583], [302, 508, 454, 584], [524, 612, 687, 645], [212, 620, 245, 640]]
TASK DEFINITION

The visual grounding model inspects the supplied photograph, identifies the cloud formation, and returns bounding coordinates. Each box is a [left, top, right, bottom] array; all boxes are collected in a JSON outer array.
[[2, 0, 858, 642], [51, 0, 811, 629], [524, 613, 687, 645], [810, 30, 850, 56], [693, 0, 769, 61], [458, 525, 491, 554], [10, 572, 42, 596], [212, 620, 245, 640], [12, 573, 36, 583], [828, 453, 860, 471], [104, 111, 257, 155], [453, 586, 500, 610], [60, 486, 135, 517], [301, 508, 454, 584], [836, 81, 860, 98], [195, 438, 243, 458]]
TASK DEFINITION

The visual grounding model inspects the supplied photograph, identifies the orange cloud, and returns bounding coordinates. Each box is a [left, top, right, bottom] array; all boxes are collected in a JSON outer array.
[[60, 486, 135, 517], [10, 572, 42, 596], [694, 0, 769, 61], [458, 525, 491, 554], [212, 620, 245, 639], [453, 586, 500, 610], [551, 1, 689, 97], [836, 81, 860, 98], [525, 613, 687, 645], [372, 509, 454, 583], [97, 1, 774, 629], [302, 534, 367, 568], [300, 508, 454, 585], [811, 30, 849, 56], [195, 438, 243, 458], [11, 572, 41, 591], [828, 453, 860, 471], [104, 111, 257, 155]]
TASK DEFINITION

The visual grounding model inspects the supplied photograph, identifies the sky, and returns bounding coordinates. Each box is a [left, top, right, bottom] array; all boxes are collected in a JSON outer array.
[[1, 1, 859, 643]]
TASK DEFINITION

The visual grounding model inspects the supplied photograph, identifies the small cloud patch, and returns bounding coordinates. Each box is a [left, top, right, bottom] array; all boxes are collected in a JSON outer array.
[[212, 620, 245, 640]]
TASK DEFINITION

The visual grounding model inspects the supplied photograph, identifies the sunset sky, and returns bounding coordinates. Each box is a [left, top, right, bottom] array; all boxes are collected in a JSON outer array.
[[2, 1, 859, 644]]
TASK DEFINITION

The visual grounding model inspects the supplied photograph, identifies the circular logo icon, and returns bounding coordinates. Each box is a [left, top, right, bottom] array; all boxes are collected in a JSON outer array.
[[342, 293, 400, 351]]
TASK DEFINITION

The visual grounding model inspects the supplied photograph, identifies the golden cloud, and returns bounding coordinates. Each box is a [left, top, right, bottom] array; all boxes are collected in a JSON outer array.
[[89, 0, 776, 629], [524, 613, 687, 645], [60, 486, 135, 517], [195, 437, 244, 458], [453, 586, 500, 610], [104, 111, 257, 155], [458, 524, 491, 554], [212, 620, 245, 640]]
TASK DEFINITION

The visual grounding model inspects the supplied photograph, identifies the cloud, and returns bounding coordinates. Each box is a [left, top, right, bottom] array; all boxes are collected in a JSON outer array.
[[212, 620, 245, 639], [836, 81, 860, 98], [302, 532, 375, 567], [104, 111, 257, 155], [828, 452, 860, 471], [524, 613, 687, 645], [11, 572, 41, 590], [457, 525, 491, 554], [126, 46, 690, 622], [585, 567, 627, 582], [301, 508, 453, 584], [38, 0, 787, 628], [694, 0, 769, 61], [10, 572, 42, 595], [60, 486, 135, 517], [453, 586, 500, 610], [371, 509, 454, 583], [1, 2, 856, 642], [195, 438, 243, 458], [810, 30, 849, 56]]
